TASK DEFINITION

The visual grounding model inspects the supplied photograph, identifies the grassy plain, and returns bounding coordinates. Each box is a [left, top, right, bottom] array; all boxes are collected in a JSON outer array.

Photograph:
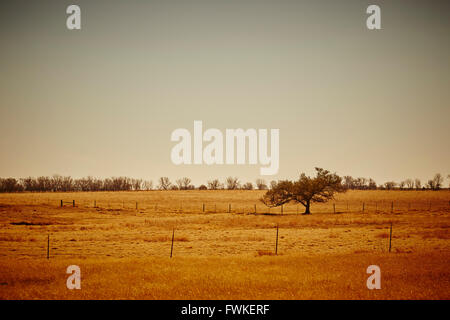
[[0, 190, 449, 299]]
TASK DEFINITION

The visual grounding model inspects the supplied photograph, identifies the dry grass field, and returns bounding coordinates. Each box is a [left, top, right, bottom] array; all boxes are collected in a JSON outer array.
[[0, 190, 449, 299]]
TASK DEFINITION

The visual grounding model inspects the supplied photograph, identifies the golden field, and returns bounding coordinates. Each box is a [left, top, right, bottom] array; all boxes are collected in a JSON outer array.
[[0, 190, 449, 299]]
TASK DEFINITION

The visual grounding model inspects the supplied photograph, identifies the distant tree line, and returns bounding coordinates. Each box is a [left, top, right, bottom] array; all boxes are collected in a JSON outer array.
[[342, 174, 447, 191], [0, 173, 448, 193], [0, 175, 153, 193]]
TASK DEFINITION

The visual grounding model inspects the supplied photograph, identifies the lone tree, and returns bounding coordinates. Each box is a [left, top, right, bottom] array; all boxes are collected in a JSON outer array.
[[261, 168, 345, 214]]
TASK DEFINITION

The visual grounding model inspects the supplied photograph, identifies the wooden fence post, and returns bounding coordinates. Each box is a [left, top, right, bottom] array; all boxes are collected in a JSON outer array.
[[254, 204, 256, 214], [362, 202, 365, 212], [228, 204, 231, 213], [275, 224, 279, 255], [202, 203, 205, 212], [47, 234, 50, 259], [281, 205, 283, 214], [73, 200, 75, 207], [389, 222, 393, 253], [170, 228, 175, 258], [60, 200, 63, 207], [333, 203, 336, 214]]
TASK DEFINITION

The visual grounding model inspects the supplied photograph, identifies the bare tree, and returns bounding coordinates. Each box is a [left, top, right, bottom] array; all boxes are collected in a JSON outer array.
[[158, 177, 171, 190], [261, 168, 344, 214], [255, 179, 268, 190], [131, 178, 143, 191], [354, 177, 368, 190], [51, 174, 63, 191], [433, 173, 443, 190], [242, 182, 254, 190], [405, 179, 414, 190], [398, 181, 406, 190], [368, 178, 377, 190], [384, 181, 397, 190], [226, 177, 240, 190], [427, 173, 443, 190], [176, 177, 192, 190], [342, 176, 354, 190], [207, 179, 222, 190], [414, 178, 422, 190], [142, 180, 153, 191]]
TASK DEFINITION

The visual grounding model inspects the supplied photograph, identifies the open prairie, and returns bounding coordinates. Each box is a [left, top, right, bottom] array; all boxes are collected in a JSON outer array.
[[0, 190, 449, 299]]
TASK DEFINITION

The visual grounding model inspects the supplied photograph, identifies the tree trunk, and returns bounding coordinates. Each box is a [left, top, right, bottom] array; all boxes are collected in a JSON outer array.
[[303, 201, 311, 215]]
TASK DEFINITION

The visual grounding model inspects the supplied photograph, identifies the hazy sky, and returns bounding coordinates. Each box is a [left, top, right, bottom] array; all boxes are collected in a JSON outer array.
[[0, 0, 449, 186]]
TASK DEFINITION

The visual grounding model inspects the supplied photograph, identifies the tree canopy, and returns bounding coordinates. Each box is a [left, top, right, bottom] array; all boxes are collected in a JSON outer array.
[[261, 168, 345, 214]]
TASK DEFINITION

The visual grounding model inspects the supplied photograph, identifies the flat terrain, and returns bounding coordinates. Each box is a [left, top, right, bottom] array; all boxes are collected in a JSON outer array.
[[0, 190, 449, 299]]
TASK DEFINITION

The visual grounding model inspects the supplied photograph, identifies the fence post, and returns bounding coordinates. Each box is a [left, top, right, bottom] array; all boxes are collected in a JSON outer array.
[[333, 203, 336, 214], [60, 200, 63, 207], [202, 203, 205, 212], [389, 222, 393, 253], [170, 228, 175, 258], [254, 204, 256, 214], [281, 205, 283, 214], [94, 200, 96, 208], [362, 202, 365, 213], [73, 200, 75, 207], [275, 224, 279, 255], [136, 201, 138, 210], [47, 234, 50, 259], [228, 204, 231, 213]]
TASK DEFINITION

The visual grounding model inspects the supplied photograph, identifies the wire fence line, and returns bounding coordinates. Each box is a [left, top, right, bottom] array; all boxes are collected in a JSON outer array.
[[2, 221, 401, 260], [1, 197, 449, 214]]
